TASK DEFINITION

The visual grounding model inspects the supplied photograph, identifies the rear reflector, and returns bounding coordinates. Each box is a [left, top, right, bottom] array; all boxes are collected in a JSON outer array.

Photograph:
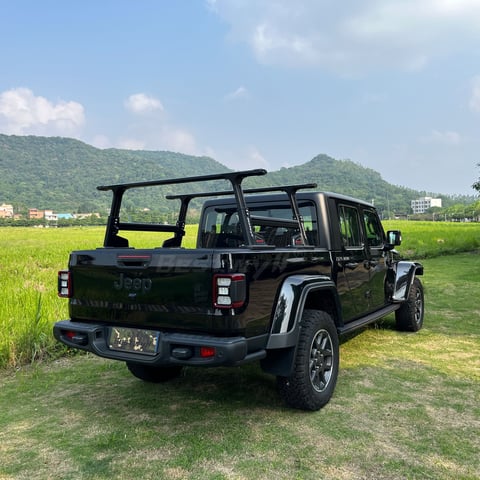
[[200, 346, 216, 358]]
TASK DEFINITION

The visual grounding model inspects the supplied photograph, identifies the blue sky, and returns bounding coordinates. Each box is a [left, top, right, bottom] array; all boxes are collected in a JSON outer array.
[[1, 0, 480, 195]]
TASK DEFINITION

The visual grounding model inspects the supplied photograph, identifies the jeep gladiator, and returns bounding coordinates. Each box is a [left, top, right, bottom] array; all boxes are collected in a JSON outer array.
[[54, 169, 424, 410]]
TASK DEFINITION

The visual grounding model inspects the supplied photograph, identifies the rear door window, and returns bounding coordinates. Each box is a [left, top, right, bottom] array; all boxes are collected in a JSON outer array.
[[338, 205, 363, 248]]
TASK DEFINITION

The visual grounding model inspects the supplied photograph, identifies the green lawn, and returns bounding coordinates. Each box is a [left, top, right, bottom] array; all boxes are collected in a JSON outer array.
[[383, 220, 480, 258], [0, 252, 478, 480]]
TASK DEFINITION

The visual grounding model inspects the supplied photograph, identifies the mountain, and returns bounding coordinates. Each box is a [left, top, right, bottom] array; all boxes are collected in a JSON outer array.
[[262, 155, 422, 215], [0, 134, 467, 216], [0, 134, 230, 213]]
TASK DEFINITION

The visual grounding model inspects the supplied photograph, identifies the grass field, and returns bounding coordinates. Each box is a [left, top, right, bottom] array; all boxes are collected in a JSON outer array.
[[0, 222, 479, 368], [0, 226, 195, 368], [0, 252, 478, 479], [383, 220, 480, 258]]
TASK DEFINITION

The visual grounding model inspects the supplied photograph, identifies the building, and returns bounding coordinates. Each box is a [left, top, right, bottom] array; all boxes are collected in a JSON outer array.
[[28, 208, 44, 219], [411, 197, 442, 214], [28, 208, 57, 221], [57, 213, 75, 220], [0, 204, 14, 218], [44, 210, 57, 221]]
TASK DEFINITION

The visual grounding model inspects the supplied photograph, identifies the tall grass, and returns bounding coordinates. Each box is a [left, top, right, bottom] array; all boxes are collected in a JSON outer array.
[[0, 228, 99, 367], [384, 220, 480, 258], [0, 221, 478, 368], [0, 227, 198, 368]]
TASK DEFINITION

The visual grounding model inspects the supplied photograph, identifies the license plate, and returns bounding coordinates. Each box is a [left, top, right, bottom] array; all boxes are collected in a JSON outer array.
[[108, 327, 160, 355]]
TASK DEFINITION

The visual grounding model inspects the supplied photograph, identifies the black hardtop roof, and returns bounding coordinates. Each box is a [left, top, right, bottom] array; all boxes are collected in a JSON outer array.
[[200, 190, 375, 209]]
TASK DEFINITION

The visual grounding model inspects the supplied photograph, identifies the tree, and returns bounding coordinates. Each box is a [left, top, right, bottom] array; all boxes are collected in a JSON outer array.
[[473, 163, 480, 193]]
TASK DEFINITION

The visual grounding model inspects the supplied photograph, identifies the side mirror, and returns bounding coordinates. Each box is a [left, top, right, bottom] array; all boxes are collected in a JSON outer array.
[[386, 230, 402, 246]]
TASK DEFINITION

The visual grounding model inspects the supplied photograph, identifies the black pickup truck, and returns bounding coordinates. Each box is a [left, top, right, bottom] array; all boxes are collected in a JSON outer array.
[[54, 169, 424, 410]]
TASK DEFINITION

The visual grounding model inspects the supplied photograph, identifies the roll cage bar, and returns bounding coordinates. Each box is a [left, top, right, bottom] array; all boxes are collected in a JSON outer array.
[[97, 169, 316, 248]]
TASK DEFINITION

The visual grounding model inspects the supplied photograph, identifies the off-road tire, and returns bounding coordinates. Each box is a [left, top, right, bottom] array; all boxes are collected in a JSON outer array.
[[126, 362, 183, 383], [395, 277, 424, 332], [277, 310, 339, 411]]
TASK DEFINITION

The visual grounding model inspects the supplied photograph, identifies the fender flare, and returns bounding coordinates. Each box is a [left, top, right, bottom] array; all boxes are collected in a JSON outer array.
[[392, 261, 424, 302], [266, 274, 341, 350]]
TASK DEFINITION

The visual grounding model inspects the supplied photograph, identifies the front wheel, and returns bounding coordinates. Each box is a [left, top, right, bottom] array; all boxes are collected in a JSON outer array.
[[126, 362, 183, 383], [277, 310, 339, 411], [395, 277, 424, 332]]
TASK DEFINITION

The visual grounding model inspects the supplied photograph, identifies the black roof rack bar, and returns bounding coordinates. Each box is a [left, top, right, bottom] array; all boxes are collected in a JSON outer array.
[[165, 183, 317, 201], [97, 168, 267, 192], [100, 169, 267, 247], [283, 186, 310, 244]]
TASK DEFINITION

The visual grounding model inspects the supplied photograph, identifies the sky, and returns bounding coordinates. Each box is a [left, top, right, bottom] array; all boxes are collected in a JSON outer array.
[[1, 0, 480, 196]]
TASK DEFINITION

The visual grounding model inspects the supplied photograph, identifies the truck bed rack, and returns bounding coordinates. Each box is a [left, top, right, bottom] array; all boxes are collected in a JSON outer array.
[[98, 169, 316, 248]]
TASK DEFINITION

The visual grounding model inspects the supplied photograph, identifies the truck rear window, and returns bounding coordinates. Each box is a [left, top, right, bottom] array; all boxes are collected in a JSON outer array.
[[200, 201, 319, 248]]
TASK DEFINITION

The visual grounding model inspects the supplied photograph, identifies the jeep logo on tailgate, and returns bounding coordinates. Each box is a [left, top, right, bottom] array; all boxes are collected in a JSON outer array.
[[113, 273, 152, 294]]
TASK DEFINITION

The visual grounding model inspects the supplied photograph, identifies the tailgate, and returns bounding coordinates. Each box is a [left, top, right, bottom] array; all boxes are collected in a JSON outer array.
[[68, 249, 214, 331]]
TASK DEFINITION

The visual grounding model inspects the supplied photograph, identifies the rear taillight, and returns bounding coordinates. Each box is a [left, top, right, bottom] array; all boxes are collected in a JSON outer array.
[[62, 330, 88, 346], [213, 273, 246, 309], [58, 270, 72, 298]]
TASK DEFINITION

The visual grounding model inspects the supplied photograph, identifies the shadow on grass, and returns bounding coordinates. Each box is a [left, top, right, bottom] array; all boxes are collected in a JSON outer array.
[[116, 365, 285, 410]]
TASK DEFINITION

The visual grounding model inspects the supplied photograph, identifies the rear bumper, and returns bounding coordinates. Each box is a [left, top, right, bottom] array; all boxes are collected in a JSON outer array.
[[53, 320, 265, 366]]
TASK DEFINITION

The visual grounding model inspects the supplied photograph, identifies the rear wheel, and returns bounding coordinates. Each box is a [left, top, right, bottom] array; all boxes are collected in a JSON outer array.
[[277, 310, 339, 411], [395, 277, 424, 332], [126, 362, 183, 383]]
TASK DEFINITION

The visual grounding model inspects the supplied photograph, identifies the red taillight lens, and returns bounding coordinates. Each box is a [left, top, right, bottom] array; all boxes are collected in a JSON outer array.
[[61, 330, 88, 346], [200, 346, 216, 358], [213, 273, 246, 309], [58, 270, 72, 298]]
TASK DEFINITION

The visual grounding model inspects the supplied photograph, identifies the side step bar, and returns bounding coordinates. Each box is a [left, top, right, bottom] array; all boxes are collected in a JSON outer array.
[[337, 304, 401, 335]]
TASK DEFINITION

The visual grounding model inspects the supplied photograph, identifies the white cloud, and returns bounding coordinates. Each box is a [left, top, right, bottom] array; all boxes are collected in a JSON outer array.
[[161, 128, 198, 154], [117, 137, 146, 150], [0, 87, 84, 135], [91, 134, 112, 149], [421, 129, 462, 145], [251, 21, 324, 68], [210, 0, 480, 73], [248, 147, 268, 169], [469, 75, 480, 113], [120, 92, 200, 154], [92, 128, 200, 155], [124, 93, 163, 114], [225, 86, 249, 101], [224, 146, 269, 170], [114, 125, 199, 155]]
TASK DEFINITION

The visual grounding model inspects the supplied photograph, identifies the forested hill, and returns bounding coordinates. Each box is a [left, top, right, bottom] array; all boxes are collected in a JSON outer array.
[[0, 134, 229, 212], [264, 155, 420, 214], [0, 134, 459, 215]]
